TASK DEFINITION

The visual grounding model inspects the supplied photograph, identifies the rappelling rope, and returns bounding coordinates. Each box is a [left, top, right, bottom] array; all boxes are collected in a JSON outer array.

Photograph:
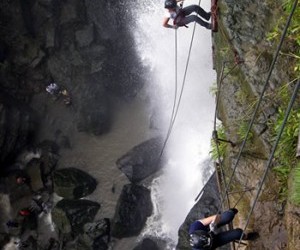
[[159, 0, 201, 158], [159, 28, 179, 159]]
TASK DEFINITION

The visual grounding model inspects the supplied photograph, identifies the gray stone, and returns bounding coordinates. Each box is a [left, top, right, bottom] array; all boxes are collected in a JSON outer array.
[[133, 238, 160, 250], [112, 184, 152, 238], [116, 137, 163, 183], [52, 199, 100, 235], [75, 25, 94, 48], [0, 95, 36, 167], [77, 219, 110, 250], [53, 168, 97, 199]]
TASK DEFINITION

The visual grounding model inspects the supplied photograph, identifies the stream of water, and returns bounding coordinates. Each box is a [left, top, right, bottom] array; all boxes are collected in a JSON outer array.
[[130, 0, 216, 246]]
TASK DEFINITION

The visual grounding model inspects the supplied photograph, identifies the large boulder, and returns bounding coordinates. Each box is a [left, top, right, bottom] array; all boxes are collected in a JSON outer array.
[[53, 168, 97, 199], [112, 184, 152, 238], [116, 137, 163, 183], [77, 219, 110, 250], [0, 94, 36, 167], [52, 199, 100, 235], [133, 238, 160, 250]]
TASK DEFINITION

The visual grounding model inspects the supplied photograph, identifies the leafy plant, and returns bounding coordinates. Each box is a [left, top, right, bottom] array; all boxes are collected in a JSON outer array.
[[273, 107, 300, 167], [237, 121, 254, 142], [290, 163, 300, 205], [266, 0, 300, 75], [209, 82, 218, 95], [210, 125, 227, 160]]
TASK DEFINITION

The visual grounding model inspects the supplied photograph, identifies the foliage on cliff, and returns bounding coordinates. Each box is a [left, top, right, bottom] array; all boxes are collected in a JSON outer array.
[[211, 0, 300, 249]]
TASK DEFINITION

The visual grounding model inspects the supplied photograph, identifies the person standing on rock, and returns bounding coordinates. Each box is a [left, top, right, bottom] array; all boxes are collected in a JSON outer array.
[[189, 208, 259, 249], [163, 0, 212, 30]]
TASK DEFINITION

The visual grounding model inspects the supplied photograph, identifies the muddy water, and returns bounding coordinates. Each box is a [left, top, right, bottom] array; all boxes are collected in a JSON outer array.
[[32, 91, 157, 218]]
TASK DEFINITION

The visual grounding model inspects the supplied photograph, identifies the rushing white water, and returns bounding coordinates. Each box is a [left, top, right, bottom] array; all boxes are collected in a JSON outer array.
[[130, 0, 216, 245]]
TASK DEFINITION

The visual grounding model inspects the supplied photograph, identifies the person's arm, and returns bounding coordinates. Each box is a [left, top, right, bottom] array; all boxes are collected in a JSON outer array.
[[162, 17, 177, 29], [199, 214, 221, 227]]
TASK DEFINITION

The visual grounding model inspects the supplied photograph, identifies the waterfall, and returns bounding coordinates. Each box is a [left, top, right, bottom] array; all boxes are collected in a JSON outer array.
[[130, 0, 216, 246]]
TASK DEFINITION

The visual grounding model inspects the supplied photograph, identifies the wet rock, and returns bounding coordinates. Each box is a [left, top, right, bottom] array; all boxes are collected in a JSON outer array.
[[0, 233, 10, 248], [116, 137, 163, 183], [0, 41, 8, 62], [26, 159, 44, 192], [38, 140, 60, 155], [51, 199, 100, 235], [133, 238, 160, 250], [77, 82, 110, 135], [75, 24, 95, 48], [20, 0, 36, 37], [77, 219, 110, 250], [0, 95, 36, 167], [53, 168, 97, 199], [112, 184, 152, 238], [43, 238, 60, 250]]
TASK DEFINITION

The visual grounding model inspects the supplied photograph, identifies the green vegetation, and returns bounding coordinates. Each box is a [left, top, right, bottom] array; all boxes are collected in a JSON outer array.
[[210, 125, 227, 160], [237, 121, 254, 142], [264, 0, 300, 205], [212, 0, 300, 209], [267, 0, 300, 76], [290, 163, 300, 205], [269, 81, 300, 204]]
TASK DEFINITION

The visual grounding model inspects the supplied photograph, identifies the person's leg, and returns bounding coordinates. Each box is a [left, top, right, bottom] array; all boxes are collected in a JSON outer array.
[[212, 228, 243, 249], [177, 15, 211, 29], [217, 209, 238, 228], [182, 5, 211, 21]]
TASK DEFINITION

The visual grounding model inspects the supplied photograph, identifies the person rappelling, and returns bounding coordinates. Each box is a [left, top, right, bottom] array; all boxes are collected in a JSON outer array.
[[163, 0, 212, 30], [189, 208, 259, 249]]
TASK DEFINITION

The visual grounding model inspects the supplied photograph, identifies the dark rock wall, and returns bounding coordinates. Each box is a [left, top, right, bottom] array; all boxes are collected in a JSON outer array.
[[0, 93, 36, 168], [0, 1, 151, 248], [0, 0, 146, 164]]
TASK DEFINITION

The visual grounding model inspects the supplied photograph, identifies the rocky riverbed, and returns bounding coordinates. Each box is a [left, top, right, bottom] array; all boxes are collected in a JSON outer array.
[[0, 0, 165, 249]]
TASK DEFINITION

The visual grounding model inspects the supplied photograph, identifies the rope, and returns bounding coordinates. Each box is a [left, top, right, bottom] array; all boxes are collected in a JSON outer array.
[[238, 78, 300, 247], [224, 0, 299, 198], [208, 0, 299, 247], [212, 62, 231, 209], [158, 29, 179, 158], [158, 0, 202, 158]]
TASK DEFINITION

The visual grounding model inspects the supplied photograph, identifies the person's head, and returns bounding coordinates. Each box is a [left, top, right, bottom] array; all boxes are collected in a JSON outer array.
[[189, 230, 212, 249], [164, 0, 177, 9]]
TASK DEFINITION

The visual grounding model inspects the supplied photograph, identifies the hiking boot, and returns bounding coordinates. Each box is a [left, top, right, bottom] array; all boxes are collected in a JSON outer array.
[[243, 232, 259, 241], [206, 12, 211, 21]]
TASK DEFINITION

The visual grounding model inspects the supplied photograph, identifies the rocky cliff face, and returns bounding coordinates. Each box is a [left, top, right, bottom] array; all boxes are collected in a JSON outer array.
[[177, 0, 300, 249], [0, 0, 145, 147]]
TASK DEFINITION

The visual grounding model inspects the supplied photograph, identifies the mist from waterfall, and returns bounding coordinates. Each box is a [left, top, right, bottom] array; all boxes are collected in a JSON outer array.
[[130, 0, 216, 245]]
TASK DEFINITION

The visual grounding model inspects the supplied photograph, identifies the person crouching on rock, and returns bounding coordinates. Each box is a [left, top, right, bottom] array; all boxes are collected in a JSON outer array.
[[189, 208, 259, 249]]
